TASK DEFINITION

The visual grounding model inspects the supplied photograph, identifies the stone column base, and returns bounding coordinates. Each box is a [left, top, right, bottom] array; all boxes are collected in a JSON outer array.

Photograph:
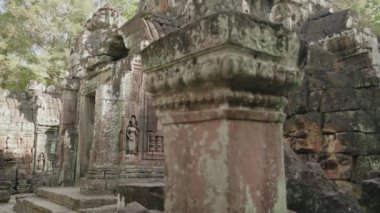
[[80, 168, 119, 195]]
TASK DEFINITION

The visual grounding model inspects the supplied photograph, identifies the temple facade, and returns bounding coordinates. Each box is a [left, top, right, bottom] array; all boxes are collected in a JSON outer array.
[[1, 0, 380, 212]]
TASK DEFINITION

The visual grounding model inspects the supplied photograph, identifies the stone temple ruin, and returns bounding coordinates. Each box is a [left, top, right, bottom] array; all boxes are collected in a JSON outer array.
[[0, 0, 380, 212], [0, 82, 61, 194]]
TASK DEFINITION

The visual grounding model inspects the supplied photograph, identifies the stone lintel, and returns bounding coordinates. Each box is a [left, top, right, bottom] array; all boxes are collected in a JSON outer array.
[[59, 78, 80, 91], [79, 70, 113, 95]]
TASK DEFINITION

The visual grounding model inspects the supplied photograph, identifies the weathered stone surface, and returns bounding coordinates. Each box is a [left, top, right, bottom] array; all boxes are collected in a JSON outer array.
[[142, 0, 301, 211], [119, 202, 149, 213], [0, 149, 11, 203], [13, 195, 74, 213], [281, 0, 380, 199], [284, 144, 361, 213], [284, 112, 323, 154], [308, 72, 353, 91], [320, 89, 372, 112], [360, 178, 380, 213], [318, 153, 353, 181], [14, 187, 119, 213], [0, 84, 61, 192], [335, 133, 380, 155], [286, 81, 309, 116], [0, 181, 11, 203], [352, 156, 380, 183], [61, 5, 166, 195], [34, 187, 117, 210], [305, 46, 336, 73], [119, 183, 164, 211], [324, 111, 376, 133], [301, 10, 358, 42]]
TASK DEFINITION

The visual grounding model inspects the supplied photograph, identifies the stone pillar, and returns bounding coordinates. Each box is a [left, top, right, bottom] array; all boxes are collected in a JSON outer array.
[[80, 82, 124, 195], [141, 2, 301, 212], [59, 77, 80, 185]]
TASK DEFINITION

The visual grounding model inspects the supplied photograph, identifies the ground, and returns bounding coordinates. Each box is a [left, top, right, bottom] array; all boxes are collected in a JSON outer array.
[[0, 195, 23, 213]]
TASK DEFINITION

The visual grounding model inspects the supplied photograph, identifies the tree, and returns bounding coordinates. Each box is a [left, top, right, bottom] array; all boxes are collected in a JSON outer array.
[[0, 0, 95, 90], [0, 0, 139, 90]]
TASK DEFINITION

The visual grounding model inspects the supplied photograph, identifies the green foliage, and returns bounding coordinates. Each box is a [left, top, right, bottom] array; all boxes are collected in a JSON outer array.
[[0, 0, 96, 90], [0, 0, 139, 90], [93, 0, 139, 20], [335, 0, 380, 34]]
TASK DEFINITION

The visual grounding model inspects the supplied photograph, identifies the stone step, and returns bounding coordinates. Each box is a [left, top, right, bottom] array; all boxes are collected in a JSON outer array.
[[34, 187, 117, 210], [13, 195, 75, 213], [77, 204, 117, 213]]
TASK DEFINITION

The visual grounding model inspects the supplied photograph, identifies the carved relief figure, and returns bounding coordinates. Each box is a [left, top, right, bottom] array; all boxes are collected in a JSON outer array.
[[126, 115, 139, 154], [36, 153, 45, 171]]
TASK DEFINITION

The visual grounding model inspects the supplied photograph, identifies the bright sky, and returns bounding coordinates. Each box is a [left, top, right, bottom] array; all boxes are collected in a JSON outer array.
[[0, 0, 4, 13]]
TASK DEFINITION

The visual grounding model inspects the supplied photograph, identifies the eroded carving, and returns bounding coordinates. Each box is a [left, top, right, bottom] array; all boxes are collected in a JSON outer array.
[[126, 115, 139, 155]]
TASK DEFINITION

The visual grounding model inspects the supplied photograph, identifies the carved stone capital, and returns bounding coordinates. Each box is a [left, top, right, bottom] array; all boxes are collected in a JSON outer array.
[[142, 12, 301, 111], [154, 88, 288, 111]]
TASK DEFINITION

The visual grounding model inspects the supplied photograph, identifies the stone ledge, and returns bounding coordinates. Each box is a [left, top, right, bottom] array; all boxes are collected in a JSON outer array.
[[35, 187, 117, 210], [160, 108, 285, 124], [14, 195, 75, 213]]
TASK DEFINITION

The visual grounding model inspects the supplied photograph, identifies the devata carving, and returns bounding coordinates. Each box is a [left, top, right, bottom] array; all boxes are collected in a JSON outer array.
[[36, 153, 46, 171], [126, 115, 139, 154]]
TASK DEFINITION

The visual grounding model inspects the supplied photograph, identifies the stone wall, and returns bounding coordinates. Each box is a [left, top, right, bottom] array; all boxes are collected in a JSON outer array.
[[0, 82, 61, 193], [282, 5, 380, 198], [57, 5, 170, 193]]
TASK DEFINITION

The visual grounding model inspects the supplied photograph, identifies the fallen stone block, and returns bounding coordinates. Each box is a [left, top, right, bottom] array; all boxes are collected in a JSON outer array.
[[284, 144, 361, 213], [118, 202, 149, 213], [360, 178, 380, 213], [118, 182, 164, 211]]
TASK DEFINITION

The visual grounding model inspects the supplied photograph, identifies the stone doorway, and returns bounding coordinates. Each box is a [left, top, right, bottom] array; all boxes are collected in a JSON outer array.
[[78, 92, 96, 178]]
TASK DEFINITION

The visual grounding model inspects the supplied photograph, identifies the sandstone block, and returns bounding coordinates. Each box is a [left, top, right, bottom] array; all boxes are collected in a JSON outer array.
[[284, 112, 323, 153], [352, 156, 380, 183], [335, 133, 380, 155], [324, 111, 376, 133], [321, 88, 372, 112]]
